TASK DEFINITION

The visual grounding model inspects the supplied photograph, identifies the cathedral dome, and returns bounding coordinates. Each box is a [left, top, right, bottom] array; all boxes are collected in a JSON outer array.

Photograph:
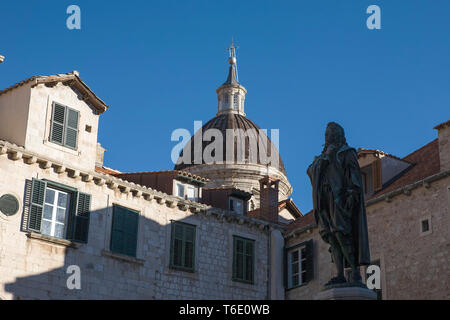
[[174, 112, 286, 175], [173, 41, 292, 204]]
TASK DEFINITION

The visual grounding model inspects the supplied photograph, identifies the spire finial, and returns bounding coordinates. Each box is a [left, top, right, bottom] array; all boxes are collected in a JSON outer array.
[[226, 38, 239, 65]]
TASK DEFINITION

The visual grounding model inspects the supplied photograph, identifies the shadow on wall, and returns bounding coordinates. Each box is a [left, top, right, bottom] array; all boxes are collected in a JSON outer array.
[[3, 204, 210, 300]]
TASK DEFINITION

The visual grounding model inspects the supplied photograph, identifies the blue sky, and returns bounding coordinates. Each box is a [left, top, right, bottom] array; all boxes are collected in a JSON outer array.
[[1, 1, 449, 213]]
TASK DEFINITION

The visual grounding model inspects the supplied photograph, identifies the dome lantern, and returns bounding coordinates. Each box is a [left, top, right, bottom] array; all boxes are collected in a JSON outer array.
[[216, 40, 247, 117]]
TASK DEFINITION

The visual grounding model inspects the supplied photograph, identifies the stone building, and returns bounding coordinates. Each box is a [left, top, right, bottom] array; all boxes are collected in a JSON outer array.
[[0, 47, 448, 300], [0, 69, 288, 299], [285, 121, 450, 300]]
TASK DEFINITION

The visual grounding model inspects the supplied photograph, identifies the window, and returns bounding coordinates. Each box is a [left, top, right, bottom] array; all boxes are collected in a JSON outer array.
[[223, 94, 229, 110], [50, 102, 79, 149], [421, 219, 429, 233], [42, 187, 70, 239], [285, 240, 314, 289], [175, 182, 197, 201], [27, 178, 91, 243], [420, 216, 432, 236], [232, 236, 254, 283], [177, 183, 185, 198], [229, 197, 244, 215], [110, 205, 139, 257], [287, 247, 306, 288], [186, 186, 195, 201], [233, 93, 239, 110], [170, 222, 196, 272]]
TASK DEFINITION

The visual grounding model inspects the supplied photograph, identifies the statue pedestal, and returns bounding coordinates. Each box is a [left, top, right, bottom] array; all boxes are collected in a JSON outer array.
[[314, 286, 377, 300]]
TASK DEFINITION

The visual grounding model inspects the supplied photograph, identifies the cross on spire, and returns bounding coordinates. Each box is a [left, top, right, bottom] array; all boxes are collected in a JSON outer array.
[[226, 38, 239, 59]]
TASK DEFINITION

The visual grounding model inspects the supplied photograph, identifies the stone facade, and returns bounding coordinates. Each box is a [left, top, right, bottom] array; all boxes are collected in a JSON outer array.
[[284, 122, 450, 300], [0, 73, 281, 300]]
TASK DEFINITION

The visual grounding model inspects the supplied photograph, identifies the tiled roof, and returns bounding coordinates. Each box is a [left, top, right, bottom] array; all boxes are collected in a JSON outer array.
[[286, 210, 315, 233], [434, 120, 450, 130], [371, 139, 440, 197], [278, 198, 302, 218], [0, 71, 109, 114], [114, 170, 209, 183], [247, 198, 302, 220], [358, 148, 405, 162], [95, 166, 121, 175]]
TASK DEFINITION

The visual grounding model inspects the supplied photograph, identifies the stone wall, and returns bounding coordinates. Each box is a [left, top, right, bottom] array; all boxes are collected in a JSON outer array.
[[284, 175, 450, 300], [0, 150, 271, 300]]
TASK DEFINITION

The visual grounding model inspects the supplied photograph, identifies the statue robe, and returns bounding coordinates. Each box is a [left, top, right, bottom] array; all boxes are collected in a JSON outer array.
[[307, 144, 371, 266]]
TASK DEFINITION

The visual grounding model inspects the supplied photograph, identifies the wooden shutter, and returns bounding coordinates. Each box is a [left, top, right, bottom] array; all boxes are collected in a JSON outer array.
[[170, 222, 195, 271], [124, 210, 138, 257], [303, 239, 314, 283], [28, 178, 46, 232], [183, 224, 195, 270], [65, 108, 79, 149], [232, 237, 238, 279], [111, 205, 138, 257], [71, 192, 91, 243], [372, 159, 382, 191], [50, 103, 66, 144]]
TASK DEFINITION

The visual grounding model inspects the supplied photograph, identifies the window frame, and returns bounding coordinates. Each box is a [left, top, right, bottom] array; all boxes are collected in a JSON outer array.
[[169, 221, 196, 273], [229, 196, 244, 215], [27, 178, 90, 243], [232, 235, 255, 284], [49, 101, 80, 150], [41, 186, 71, 239], [286, 246, 307, 289]]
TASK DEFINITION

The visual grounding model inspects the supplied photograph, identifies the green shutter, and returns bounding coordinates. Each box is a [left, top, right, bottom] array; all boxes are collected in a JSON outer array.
[[170, 222, 195, 271], [71, 192, 91, 243], [65, 108, 79, 149], [110, 205, 138, 257], [50, 103, 65, 144], [28, 178, 46, 232], [232, 236, 254, 283], [303, 239, 314, 283]]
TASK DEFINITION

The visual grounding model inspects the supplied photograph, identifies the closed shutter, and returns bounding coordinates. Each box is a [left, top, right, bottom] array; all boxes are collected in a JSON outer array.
[[71, 192, 91, 243], [65, 108, 79, 149], [372, 159, 382, 191], [170, 222, 195, 271], [124, 209, 138, 257], [28, 178, 46, 232], [303, 239, 314, 283], [232, 236, 254, 283], [50, 103, 66, 144], [110, 205, 138, 257], [183, 224, 195, 269]]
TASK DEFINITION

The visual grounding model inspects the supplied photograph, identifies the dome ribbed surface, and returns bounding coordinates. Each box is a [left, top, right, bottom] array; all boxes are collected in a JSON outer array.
[[174, 113, 286, 175]]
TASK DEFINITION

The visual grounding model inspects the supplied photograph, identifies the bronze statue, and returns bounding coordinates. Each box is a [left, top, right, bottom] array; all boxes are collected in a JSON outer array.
[[307, 122, 370, 287]]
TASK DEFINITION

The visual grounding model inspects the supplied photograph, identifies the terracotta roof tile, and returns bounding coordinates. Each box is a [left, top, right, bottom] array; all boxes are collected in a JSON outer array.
[[0, 72, 109, 113], [95, 166, 121, 175], [114, 170, 209, 182], [371, 139, 440, 198], [286, 210, 315, 233], [434, 120, 450, 130]]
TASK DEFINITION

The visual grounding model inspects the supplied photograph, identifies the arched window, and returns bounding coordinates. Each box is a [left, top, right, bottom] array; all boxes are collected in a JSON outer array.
[[224, 94, 229, 110], [233, 93, 239, 110]]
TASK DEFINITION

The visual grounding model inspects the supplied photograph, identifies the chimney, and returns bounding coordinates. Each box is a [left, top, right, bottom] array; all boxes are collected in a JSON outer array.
[[259, 176, 279, 223], [434, 120, 450, 171]]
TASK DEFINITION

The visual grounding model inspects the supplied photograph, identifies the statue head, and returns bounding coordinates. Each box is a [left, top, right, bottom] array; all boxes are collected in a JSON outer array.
[[324, 122, 347, 152]]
